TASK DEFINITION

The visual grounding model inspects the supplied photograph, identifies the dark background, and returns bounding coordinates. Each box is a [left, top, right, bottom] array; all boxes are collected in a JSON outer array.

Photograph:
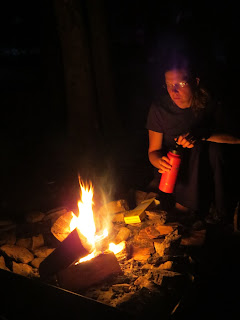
[[0, 0, 239, 218]]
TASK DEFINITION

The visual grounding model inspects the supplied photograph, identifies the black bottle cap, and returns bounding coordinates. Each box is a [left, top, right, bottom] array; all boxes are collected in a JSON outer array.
[[170, 143, 181, 154]]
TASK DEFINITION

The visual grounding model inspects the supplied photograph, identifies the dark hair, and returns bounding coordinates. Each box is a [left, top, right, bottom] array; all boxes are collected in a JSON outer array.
[[164, 51, 210, 113]]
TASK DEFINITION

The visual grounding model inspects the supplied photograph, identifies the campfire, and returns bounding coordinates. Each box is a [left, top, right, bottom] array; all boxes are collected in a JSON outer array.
[[69, 178, 126, 263], [0, 176, 207, 317]]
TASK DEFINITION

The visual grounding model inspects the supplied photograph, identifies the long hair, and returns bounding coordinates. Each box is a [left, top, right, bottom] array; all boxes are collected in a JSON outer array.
[[164, 52, 210, 113]]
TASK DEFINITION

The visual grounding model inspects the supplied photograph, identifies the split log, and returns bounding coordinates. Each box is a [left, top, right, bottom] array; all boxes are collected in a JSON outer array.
[[51, 210, 74, 242], [39, 228, 90, 280], [57, 252, 122, 292], [124, 198, 159, 224]]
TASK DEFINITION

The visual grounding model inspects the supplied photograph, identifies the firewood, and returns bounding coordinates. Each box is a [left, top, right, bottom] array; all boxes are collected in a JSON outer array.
[[51, 210, 74, 242], [57, 252, 122, 292], [124, 198, 159, 224], [39, 228, 90, 280]]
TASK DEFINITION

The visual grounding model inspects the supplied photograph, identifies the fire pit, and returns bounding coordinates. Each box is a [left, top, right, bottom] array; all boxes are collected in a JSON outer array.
[[0, 178, 206, 318]]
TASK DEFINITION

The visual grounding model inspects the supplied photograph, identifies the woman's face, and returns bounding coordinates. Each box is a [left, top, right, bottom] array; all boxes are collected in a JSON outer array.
[[165, 69, 193, 109]]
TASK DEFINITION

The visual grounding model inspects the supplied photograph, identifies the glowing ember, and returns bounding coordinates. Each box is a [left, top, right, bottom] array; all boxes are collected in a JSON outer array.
[[70, 178, 125, 264], [108, 241, 126, 254]]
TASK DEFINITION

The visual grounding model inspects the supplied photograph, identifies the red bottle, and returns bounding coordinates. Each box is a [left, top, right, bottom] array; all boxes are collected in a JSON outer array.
[[159, 148, 181, 193]]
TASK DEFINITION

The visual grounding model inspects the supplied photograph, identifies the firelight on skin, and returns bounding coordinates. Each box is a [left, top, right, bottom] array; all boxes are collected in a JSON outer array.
[[165, 69, 198, 109]]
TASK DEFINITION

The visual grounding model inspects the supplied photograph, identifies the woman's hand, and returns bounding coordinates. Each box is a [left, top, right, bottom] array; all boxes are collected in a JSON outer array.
[[158, 156, 172, 173], [175, 133, 196, 148]]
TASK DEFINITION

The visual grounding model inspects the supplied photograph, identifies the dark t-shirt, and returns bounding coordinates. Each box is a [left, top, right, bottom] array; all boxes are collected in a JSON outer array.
[[146, 94, 218, 210], [146, 94, 214, 150]]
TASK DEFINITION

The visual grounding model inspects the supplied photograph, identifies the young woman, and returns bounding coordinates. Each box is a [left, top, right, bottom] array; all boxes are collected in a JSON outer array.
[[146, 55, 240, 222]]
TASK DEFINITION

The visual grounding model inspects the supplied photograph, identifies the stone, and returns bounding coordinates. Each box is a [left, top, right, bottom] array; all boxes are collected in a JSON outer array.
[[153, 240, 169, 256], [43, 207, 68, 222], [165, 229, 181, 242], [145, 192, 159, 200], [144, 226, 161, 239], [0, 223, 16, 232], [112, 283, 132, 293], [132, 244, 155, 261], [25, 211, 45, 223], [134, 276, 155, 290], [146, 210, 167, 224], [154, 224, 175, 236], [16, 221, 51, 239], [31, 257, 45, 268], [180, 229, 206, 246], [159, 261, 173, 270], [32, 234, 44, 250], [0, 244, 34, 263], [114, 227, 131, 244], [12, 261, 34, 277], [0, 219, 13, 226], [0, 255, 10, 271], [0, 230, 16, 246], [147, 268, 183, 287], [159, 270, 186, 289], [111, 213, 125, 223], [154, 230, 181, 256], [16, 238, 32, 250], [133, 229, 155, 247], [135, 190, 147, 205], [134, 191, 159, 206], [34, 246, 55, 258]]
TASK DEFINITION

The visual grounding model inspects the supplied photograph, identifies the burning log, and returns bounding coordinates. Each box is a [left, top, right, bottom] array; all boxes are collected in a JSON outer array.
[[39, 228, 90, 280], [51, 210, 74, 242], [57, 252, 122, 292]]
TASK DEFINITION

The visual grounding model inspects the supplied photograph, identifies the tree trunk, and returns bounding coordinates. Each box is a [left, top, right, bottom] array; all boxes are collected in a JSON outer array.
[[52, 0, 121, 143], [53, 0, 100, 142]]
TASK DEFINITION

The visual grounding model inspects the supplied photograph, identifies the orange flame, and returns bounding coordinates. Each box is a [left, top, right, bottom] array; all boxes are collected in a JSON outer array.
[[70, 180, 96, 248], [70, 178, 125, 264]]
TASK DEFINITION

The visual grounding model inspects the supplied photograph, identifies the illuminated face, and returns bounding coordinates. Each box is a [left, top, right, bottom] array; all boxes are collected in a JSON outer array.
[[165, 69, 193, 109]]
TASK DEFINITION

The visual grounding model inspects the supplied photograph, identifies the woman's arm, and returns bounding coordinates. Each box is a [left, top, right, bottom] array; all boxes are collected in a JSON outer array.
[[148, 130, 172, 173], [204, 134, 240, 144]]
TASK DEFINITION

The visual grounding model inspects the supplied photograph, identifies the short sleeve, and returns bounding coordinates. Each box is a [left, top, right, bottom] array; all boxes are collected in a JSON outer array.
[[146, 103, 164, 133]]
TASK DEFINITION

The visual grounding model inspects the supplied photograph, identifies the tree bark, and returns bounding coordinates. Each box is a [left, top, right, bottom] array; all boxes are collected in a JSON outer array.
[[52, 0, 121, 142], [53, 0, 99, 141]]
